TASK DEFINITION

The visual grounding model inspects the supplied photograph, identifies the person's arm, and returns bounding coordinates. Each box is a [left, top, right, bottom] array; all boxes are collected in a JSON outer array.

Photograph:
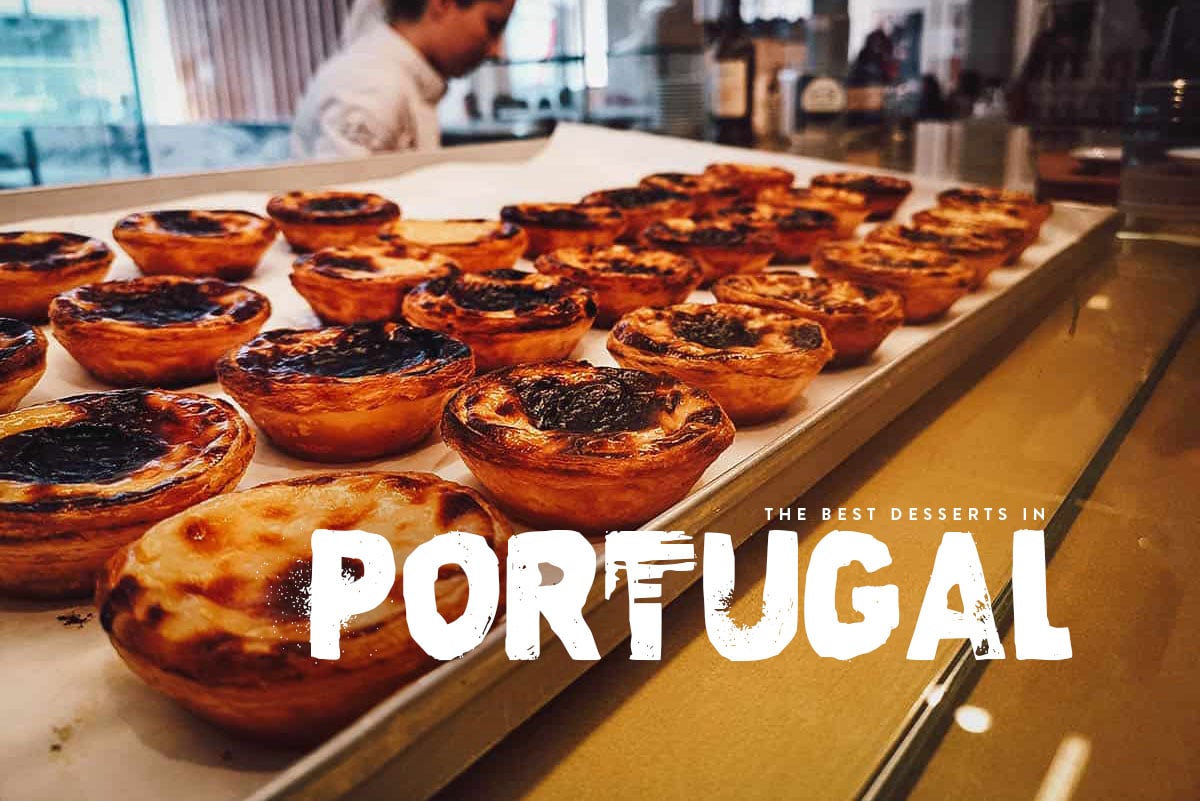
[[307, 100, 413, 159]]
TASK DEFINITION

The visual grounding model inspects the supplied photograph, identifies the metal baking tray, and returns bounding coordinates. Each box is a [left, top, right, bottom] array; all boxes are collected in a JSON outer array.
[[0, 124, 1119, 801]]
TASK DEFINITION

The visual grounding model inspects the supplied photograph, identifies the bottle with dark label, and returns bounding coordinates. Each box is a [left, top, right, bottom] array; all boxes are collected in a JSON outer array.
[[798, 3, 849, 129], [706, 0, 755, 146]]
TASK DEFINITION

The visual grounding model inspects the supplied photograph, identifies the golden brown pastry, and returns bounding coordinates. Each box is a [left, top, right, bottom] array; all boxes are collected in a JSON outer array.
[[217, 323, 473, 462], [703, 162, 795, 200], [0, 389, 253, 598], [50, 276, 270, 387], [756, 185, 871, 239], [813, 241, 974, 323], [580, 186, 694, 241], [638, 172, 742, 214], [810, 172, 914, 220], [0, 319, 47, 413], [608, 303, 833, 423], [867, 222, 1010, 289], [499, 202, 625, 257], [382, 219, 527, 272], [712, 272, 903, 365], [442, 361, 734, 530], [266, 191, 401, 252], [112, 210, 277, 281], [534, 244, 702, 327], [402, 269, 595, 372], [96, 471, 510, 746], [937, 186, 1052, 229], [911, 206, 1033, 264], [639, 217, 777, 286], [290, 239, 458, 324], [715, 203, 839, 263], [0, 231, 113, 322]]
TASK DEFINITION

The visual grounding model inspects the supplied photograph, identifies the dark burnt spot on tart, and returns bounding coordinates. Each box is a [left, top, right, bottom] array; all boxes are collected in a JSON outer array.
[[264, 558, 313, 621], [151, 211, 227, 236], [64, 278, 266, 326], [0, 318, 40, 366], [184, 518, 222, 553], [436, 490, 484, 531], [670, 308, 762, 349], [602, 257, 661, 275], [99, 574, 143, 633], [267, 192, 400, 226], [787, 323, 825, 350], [308, 254, 378, 273], [306, 196, 368, 214], [616, 329, 670, 355], [0, 232, 110, 272], [585, 186, 689, 208], [421, 271, 586, 317], [812, 173, 913, 196], [235, 324, 469, 380], [342, 557, 366, 582], [500, 204, 621, 230], [513, 369, 663, 434], [773, 207, 837, 231], [0, 419, 168, 485], [0, 238, 62, 263]]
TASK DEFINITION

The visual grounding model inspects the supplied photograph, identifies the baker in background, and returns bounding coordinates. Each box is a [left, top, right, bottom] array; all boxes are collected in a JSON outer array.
[[291, 0, 514, 158]]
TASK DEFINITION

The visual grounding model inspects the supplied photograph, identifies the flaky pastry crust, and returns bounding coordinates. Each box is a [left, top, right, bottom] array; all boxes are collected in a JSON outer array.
[[813, 241, 973, 323], [703, 163, 795, 200], [402, 269, 596, 372], [867, 222, 1010, 289], [581, 186, 694, 241], [112, 210, 277, 281], [382, 219, 527, 272], [0, 231, 113, 322], [714, 203, 838, 263], [499, 202, 625, 257], [218, 323, 474, 461], [442, 361, 734, 530], [290, 240, 458, 324], [534, 244, 702, 327], [810, 172, 913, 220], [0, 389, 253, 598], [50, 276, 270, 387], [912, 206, 1033, 264], [96, 471, 510, 745], [640, 217, 777, 286], [267, 191, 401, 252], [638, 172, 742, 213], [756, 185, 871, 239], [608, 302, 833, 423], [0, 319, 47, 412], [712, 272, 903, 365]]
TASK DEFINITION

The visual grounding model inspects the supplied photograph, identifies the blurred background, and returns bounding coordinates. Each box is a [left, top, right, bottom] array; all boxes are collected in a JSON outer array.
[[0, 0, 1194, 217]]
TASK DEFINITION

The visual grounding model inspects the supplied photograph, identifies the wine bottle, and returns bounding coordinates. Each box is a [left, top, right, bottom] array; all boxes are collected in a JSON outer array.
[[707, 0, 755, 146]]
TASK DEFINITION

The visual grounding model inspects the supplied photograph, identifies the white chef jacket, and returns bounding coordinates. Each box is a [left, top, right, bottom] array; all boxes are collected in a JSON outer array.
[[291, 20, 446, 159]]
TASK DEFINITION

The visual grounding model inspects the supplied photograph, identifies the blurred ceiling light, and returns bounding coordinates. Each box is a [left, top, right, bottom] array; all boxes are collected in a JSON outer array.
[[953, 704, 993, 734]]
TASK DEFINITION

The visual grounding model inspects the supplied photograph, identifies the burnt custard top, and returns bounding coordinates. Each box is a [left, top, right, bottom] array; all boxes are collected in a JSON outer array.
[[581, 186, 692, 211], [443, 361, 733, 466], [720, 203, 838, 232], [0, 231, 113, 274], [114, 210, 276, 240], [267, 191, 401, 226], [0, 389, 250, 515], [406, 269, 596, 333], [938, 187, 1042, 210], [869, 223, 1010, 258], [96, 472, 511, 677], [713, 272, 903, 318], [294, 240, 458, 281], [703, 162, 795, 190], [641, 217, 778, 252], [817, 241, 969, 280], [758, 185, 870, 211], [811, 172, 913, 196], [51, 276, 269, 328], [610, 302, 828, 362], [912, 207, 1030, 242], [500, 202, 624, 231], [223, 323, 471, 385], [0, 318, 45, 378], [535, 244, 701, 287]]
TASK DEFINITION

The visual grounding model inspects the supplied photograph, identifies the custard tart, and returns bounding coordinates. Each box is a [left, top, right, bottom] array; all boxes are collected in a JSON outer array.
[[96, 471, 510, 745], [867, 222, 1010, 289], [938, 187, 1051, 229], [712, 273, 903, 365], [703, 163, 795, 200], [218, 323, 473, 462], [402, 269, 596, 372], [0, 389, 253, 598], [911, 207, 1033, 264], [291, 239, 458, 324], [0, 232, 113, 322], [112, 210, 277, 281], [580, 186, 694, 242], [534, 244, 702, 327], [638, 172, 742, 214], [442, 361, 734, 531], [756, 185, 871, 239], [499, 202, 624, 257], [50, 276, 270, 387], [810, 172, 913, 220], [382, 219, 527, 272], [813, 241, 974, 323], [267, 191, 401, 252], [608, 303, 833, 423], [0, 319, 47, 413], [716, 203, 839, 263], [639, 217, 777, 286]]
